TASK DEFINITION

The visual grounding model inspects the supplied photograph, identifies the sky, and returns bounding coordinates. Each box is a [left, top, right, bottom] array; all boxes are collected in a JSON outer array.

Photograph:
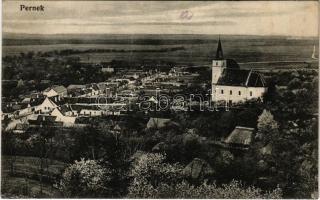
[[3, 1, 319, 37]]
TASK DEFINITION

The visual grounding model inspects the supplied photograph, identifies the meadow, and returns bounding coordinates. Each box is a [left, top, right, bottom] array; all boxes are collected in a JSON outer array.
[[1, 156, 67, 197], [3, 34, 318, 66]]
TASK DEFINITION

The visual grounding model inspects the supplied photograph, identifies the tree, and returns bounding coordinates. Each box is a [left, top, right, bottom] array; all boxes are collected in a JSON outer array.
[[256, 109, 279, 144], [127, 152, 281, 198], [60, 158, 111, 198], [288, 77, 302, 90], [128, 152, 183, 198]]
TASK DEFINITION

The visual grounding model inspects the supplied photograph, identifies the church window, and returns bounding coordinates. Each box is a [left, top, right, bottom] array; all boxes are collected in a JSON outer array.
[[238, 91, 241, 95], [250, 91, 253, 96], [221, 89, 224, 94], [230, 90, 232, 95]]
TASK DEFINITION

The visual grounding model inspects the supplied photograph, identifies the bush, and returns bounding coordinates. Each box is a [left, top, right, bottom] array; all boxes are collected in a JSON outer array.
[[59, 158, 111, 197]]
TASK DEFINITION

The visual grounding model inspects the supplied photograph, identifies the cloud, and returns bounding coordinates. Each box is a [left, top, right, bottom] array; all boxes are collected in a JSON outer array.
[[3, 1, 318, 36]]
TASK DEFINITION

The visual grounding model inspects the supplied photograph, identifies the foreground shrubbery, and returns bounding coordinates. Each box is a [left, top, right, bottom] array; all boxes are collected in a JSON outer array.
[[59, 159, 111, 198], [127, 152, 282, 198]]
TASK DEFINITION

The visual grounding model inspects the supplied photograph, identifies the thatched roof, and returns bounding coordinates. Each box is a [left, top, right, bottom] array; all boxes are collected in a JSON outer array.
[[224, 126, 254, 145]]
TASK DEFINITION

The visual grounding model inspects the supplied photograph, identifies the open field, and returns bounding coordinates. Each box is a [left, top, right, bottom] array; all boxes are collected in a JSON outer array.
[[1, 176, 62, 198], [3, 34, 318, 66], [1, 155, 67, 177], [1, 156, 67, 197]]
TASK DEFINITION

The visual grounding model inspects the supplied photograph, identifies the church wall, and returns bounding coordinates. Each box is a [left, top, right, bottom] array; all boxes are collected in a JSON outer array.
[[212, 60, 227, 84], [212, 85, 267, 103]]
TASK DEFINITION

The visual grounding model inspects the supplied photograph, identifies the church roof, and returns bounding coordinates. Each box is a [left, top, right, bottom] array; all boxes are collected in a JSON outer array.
[[217, 68, 266, 87], [215, 37, 224, 60]]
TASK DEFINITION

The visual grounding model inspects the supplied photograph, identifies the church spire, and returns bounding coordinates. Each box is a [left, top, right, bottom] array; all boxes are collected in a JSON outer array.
[[215, 36, 224, 60]]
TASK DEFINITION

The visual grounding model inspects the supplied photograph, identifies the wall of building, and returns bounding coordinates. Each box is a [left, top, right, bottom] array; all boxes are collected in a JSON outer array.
[[80, 109, 103, 116], [212, 85, 267, 103], [35, 98, 57, 113]]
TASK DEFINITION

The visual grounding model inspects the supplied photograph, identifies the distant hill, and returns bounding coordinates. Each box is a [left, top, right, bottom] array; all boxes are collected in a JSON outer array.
[[4, 33, 311, 46]]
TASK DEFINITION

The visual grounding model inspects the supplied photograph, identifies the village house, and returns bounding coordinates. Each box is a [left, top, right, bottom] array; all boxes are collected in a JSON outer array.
[[50, 107, 76, 126], [211, 38, 267, 104], [34, 97, 59, 114]]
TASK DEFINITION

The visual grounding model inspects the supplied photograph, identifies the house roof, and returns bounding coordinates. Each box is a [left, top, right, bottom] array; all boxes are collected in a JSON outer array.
[[29, 96, 46, 107], [2, 103, 16, 113], [90, 83, 100, 91], [48, 96, 65, 106], [67, 84, 85, 90], [224, 126, 254, 145], [44, 85, 67, 93], [15, 123, 29, 130], [28, 115, 59, 126], [37, 115, 57, 122], [97, 83, 107, 91], [58, 105, 73, 113], [30, 93, 45, 99], [64, 97, 101, 104], [217, 69, 266, 87], [53, 85, 67, 93], [69, 104, 101, 112]]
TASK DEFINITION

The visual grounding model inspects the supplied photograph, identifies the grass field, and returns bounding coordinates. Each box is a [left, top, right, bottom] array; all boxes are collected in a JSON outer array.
[[1, 156, 67, 198], [1, 175, 62, 198], [3, 34, 318, 66]]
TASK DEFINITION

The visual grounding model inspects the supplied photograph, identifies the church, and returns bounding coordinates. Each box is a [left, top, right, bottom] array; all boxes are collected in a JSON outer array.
[[211, 38, 267, 104]]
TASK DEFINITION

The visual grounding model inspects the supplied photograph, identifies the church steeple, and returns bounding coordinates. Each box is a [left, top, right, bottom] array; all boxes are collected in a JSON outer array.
[[215, 36, 224, 60]]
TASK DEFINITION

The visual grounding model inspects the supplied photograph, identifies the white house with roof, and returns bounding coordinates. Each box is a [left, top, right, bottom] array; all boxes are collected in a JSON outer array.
[[211, 38, 267, 103], [51, 108, 76, 126]]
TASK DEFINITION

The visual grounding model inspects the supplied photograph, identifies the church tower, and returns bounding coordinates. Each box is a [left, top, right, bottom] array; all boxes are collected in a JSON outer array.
[[212, 37, 227, 84]]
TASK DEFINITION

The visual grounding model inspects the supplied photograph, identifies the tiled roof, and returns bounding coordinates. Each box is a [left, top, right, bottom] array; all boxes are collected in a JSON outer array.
[[67, 84, 85, 90], [44, 85, 67, 93], [29, 97, 46, 107], [58, 105, 73, 113], [69, 104, 101, 112], [53, 85, 67, 93], [48, 96, 65, 106]]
